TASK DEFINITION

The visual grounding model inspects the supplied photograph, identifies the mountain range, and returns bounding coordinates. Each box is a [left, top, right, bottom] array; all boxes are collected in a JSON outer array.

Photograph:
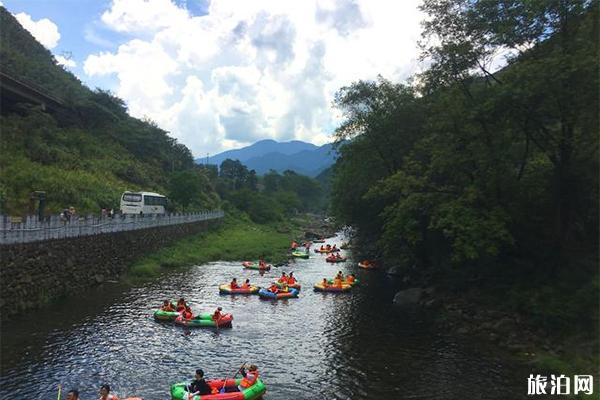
[[197, 139, 337, 177]]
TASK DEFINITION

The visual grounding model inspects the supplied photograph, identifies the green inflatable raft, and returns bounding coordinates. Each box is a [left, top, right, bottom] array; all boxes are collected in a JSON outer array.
[[170, 378, 266, 400], [290, 251, 309, 259]]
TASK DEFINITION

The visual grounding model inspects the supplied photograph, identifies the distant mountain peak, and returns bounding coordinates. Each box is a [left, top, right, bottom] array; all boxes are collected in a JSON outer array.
[[196, 139, 337, 177]]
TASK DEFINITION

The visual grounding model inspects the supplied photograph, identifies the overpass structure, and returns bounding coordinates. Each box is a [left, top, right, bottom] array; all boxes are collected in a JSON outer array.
[[0, 70, 65, 112]]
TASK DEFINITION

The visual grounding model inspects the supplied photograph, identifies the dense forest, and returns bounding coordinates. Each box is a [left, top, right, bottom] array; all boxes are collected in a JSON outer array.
[[0, 7, 324, 220], [331, 0, 598, 336]]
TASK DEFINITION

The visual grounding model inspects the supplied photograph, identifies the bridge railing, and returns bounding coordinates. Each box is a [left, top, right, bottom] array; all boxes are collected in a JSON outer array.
[[0, 210, 225, 245]]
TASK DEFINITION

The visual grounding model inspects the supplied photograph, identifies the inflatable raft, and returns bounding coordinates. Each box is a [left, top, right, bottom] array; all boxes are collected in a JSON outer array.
[[153, 309, 181, 321], [219, 284, 260, 295], [358, 261, 377, 269], [258, 287, 299, 300], [327, 278, 359, 286], [314, 248, 331, 253], [174, 313, 233, 328], [170, 378, 266, 400], [325, 256, 347, 263], [275, 281, 301, 291], [242, 261, 271, 271], [290, 251, 309, 259], [313, 282, 352, 292]]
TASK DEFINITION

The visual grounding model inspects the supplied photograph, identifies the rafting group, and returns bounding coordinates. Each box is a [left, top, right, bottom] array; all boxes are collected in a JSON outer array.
[[59, 363, 266, 400], [147, 236, 370, 399], [154, 298, 233, 328], [170, 364, 266, 400]]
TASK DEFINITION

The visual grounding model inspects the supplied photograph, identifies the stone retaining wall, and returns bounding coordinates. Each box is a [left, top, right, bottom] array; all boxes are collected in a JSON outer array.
[[0, 218, 221, 318]]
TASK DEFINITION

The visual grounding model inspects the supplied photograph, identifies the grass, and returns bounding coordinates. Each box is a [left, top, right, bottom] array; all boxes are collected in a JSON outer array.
[[127, 213, 301, 279]]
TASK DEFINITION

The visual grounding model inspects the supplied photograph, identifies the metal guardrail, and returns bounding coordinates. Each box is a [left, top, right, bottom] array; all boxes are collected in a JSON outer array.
[[0, 210, 224, 245]]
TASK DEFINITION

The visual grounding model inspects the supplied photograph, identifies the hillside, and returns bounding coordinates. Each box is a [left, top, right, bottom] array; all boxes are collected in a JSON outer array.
[[0, 7, 218, 215], [200, 140, 337, 177]]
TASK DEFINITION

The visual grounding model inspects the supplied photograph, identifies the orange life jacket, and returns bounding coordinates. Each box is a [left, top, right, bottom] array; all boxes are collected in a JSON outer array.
[[241, 283, 250, 289], [278, 276, 288, 283], [269, 285, 279, 293], [347, 276, 355, 283], [333, 278, 342, 287], [240, 369, 259, 388], [287, 277, 297, 284]]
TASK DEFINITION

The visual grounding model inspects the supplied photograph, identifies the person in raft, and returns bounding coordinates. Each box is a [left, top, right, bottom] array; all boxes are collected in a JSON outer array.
[[176, 297, 186, 312], [223, 365, 260, 393], [66, 389, 80, 400], [278, 272, 288, 283], [335, 252, 343, 260], [258, 256, 266, 268], [333, 275, 343, 288], [241, 278, 251, 289], [98, 384, 119, 400], [230, 278, 239, 289], [182, 305, 194, 320], [326, 244, 331, 250], [287, 272, 297, 285], [335, 271, 344, 280], [212, 307, 223, 321], [268, 283, 280, 294], [279, 282, 289, 293], [320, 245, 325, 251], [321, 278, 330, 288], [332, 244, 338, 251], [186, 369, 213, 396], [161, 300, 175, 312], [238, 365, 260, 391], [346, 274, 356, 284]]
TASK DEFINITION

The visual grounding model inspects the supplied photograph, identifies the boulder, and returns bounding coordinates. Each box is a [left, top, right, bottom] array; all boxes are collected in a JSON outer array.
[[393, 288, 424, 306]]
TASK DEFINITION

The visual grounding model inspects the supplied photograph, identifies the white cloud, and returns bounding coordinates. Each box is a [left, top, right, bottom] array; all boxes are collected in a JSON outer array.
[[85, 0, 425, 156], [15, 12, 60, 49], [101, 0, 189, 33], [55, 55, 77, 68]]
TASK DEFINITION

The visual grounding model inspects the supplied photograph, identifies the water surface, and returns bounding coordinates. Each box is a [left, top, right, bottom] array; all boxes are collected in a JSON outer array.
[[0, 234, 529, 399]]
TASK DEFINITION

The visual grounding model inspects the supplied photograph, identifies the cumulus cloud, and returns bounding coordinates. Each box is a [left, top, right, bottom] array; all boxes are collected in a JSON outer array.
[[55, 55, 77, 68], [85, 0, 425, 156], [15, 12, 60, 49]]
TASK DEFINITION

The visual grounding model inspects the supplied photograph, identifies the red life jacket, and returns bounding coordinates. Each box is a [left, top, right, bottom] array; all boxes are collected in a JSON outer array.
[[212, 311, 222, 321], [287, 277, 297, 284], [183, 310, 193, 320], [240, 369, 259, 388], [278, 276, 288, 283], [230, 281, 239, 289]]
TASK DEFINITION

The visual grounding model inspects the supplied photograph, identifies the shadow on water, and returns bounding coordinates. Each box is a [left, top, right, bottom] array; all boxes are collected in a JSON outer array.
[[0, 233, 529, 399]]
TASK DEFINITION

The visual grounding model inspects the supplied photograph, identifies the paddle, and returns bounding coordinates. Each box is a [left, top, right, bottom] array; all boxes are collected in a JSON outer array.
[[57, 384, 62, 400], [220, 362, 246, 393]]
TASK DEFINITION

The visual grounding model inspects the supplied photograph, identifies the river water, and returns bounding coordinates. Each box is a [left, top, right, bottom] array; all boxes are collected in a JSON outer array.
[[0, 233, 529, 399]]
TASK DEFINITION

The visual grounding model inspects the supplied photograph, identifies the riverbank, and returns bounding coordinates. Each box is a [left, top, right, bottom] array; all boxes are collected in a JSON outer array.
[[126, 212, 333, 279], [393, 274, 599, 395]]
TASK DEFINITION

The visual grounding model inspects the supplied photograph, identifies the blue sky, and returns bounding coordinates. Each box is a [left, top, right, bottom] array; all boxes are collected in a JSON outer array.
[[2, 0, 426, 157]]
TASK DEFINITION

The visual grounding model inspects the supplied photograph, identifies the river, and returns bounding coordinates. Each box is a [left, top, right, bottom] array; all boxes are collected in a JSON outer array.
[[0, 233, 529, 399]]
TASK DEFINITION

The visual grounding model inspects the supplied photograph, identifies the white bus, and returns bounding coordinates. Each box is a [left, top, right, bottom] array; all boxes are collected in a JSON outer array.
[[120, 191, 168, 215]]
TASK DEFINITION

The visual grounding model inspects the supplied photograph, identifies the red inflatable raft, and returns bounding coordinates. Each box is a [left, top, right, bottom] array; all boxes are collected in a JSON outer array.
[[326, 255, 347, 263]]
